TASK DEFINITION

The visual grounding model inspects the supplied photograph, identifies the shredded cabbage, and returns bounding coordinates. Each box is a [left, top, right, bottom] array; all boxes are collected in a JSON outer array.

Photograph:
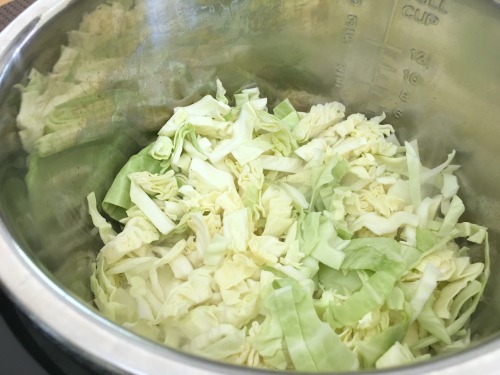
[[88, 81, 490, 371]]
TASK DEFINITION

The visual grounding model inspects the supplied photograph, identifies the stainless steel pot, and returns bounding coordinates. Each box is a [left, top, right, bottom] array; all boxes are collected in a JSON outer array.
[[1, 0, 500, 374]]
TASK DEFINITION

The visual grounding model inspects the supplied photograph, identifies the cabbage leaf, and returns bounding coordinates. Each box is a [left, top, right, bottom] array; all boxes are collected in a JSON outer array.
[[88, 81, 489, 371]]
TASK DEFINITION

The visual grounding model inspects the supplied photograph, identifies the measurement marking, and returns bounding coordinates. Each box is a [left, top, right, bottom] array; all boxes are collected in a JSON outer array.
[[334, 63, 346, 89], [379, 60, 398, 73], [410, 48, 430, 66], [343, 14, 358, 45], [399, 89, 410, 102], [381, 44, 402, 60], [416, 0, 448, 15], [366, 103, 388, 115], [365, 38, 403, 56], [365, 0, 411, 119], [401, 4, 440, 26], [403, 69, 420, 85], [371, 84, 389, 97], [366, 0, 403, 101], [382, 0, 400, 46]]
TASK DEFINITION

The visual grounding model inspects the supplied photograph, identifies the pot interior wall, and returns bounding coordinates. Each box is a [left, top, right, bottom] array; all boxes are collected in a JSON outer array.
[[0, 0, 500, 359]]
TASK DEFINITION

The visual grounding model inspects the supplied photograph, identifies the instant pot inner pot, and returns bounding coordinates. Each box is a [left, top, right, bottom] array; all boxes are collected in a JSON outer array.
[[1, 0, 500, 373]]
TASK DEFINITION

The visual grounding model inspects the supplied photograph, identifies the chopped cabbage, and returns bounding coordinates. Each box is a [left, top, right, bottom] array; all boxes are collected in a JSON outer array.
[[88, 81, 489, 371]]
